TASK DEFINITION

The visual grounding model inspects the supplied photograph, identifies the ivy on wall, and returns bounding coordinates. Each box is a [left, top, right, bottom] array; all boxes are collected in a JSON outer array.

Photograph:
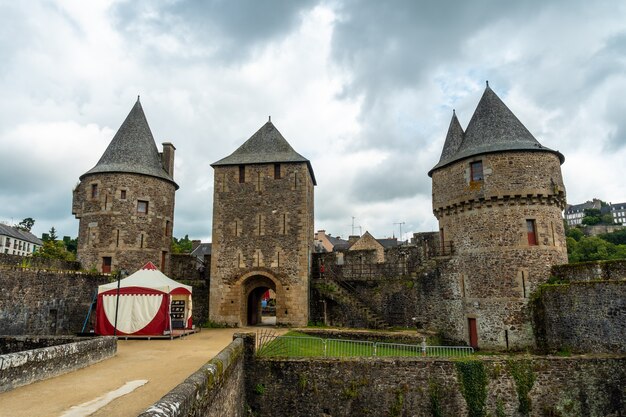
[[455, 360, 488, 417], [508, 359, 536, 415]]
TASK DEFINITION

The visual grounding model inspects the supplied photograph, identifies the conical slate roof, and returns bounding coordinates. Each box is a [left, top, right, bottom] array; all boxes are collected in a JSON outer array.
[[437, 110, 464, 163], [429, 85, 564, 176], [212, 120, 316, 185], [80, 98, 178, 188]]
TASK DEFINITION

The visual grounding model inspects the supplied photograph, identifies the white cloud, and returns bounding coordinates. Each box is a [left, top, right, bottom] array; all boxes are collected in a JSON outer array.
[[1, 0, 626, 244]]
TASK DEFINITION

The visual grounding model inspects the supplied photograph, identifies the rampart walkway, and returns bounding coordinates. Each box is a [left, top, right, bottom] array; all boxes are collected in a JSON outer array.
[[0, 328, 283, 417]]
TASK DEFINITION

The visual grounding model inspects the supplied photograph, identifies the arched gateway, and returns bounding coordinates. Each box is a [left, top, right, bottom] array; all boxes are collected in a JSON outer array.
[[242, 273, 277, 325], [209, 120, 316, 327]]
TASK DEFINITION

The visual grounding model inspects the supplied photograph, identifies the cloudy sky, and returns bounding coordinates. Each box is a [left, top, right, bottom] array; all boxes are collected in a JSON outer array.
[[1, 0, 626, 242]]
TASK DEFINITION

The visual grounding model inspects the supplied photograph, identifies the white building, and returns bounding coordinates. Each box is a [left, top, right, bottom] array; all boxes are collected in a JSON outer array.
[[610, 202, 626, 225], [0, 224, 43, 256]]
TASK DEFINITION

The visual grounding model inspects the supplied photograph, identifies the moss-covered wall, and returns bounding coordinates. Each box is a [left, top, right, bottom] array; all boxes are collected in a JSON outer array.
[[248, 355, 626, 417]]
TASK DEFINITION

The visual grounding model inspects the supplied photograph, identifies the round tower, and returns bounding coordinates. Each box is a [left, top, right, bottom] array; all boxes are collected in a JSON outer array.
[[72, 99, 178, 274], [429, 84, 567, 349]]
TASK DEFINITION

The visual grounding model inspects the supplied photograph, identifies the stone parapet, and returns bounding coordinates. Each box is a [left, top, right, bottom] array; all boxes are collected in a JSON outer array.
[[0, 336, 116, 393], [138, 335, 249, 417]]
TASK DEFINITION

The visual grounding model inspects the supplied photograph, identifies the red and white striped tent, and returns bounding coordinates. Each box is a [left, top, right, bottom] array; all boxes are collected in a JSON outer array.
[[95, 262, 193, 336]]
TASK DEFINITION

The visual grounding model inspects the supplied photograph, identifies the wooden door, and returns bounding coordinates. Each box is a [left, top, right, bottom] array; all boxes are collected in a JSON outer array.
[[468, 318, 478, 348], [102, 257, 112, 273]]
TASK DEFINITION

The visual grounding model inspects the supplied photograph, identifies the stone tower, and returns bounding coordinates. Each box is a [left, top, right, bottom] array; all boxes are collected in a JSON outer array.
[[428, 84, 567, 349], [210, 120, 315, 327], [72, 98, 178, 275]]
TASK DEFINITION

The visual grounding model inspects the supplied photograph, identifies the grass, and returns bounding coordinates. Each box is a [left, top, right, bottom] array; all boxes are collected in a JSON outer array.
[[257, 331, 473, 358]]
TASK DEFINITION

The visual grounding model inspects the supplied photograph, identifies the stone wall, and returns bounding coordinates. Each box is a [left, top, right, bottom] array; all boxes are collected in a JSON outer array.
[[182, 279, 210, 326], [210, 162, 314, 326], [533, 280, 626, 353], [551, 259, 626, 282], [0, 335, 79, 354], [0, 266, 110, 335], [430, 151, 568, 349], [139, 334, 250, 417], [311, 248, 464, 343], [248, 355, 626, 417], [0, 336, 116, 393], [170, 253, 209, 281], [0, 253, 81, 271], [73, 172, 176, 275]]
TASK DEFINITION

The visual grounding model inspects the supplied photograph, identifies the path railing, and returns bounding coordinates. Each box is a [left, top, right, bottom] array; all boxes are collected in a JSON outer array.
[[256, 334, 473, 358]]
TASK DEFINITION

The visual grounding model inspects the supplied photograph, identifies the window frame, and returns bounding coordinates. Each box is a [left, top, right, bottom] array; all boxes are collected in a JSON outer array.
[[526, 219, 538, 246], [137, 200, 149, 214], [470, 161, 484, 182]]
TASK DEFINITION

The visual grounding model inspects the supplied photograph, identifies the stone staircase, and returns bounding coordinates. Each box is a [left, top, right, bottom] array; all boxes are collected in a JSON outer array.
[[313, 279, 389, 329]]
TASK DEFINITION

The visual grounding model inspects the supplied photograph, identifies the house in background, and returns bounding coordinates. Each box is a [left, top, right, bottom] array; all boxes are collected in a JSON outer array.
[[564, 199, 602, 226], [0, 224, 43, 256]]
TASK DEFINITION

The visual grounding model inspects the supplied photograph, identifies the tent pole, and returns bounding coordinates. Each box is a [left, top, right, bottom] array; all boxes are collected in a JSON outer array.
[[113, 269, 128, 336], [113, 271, 121, 336]]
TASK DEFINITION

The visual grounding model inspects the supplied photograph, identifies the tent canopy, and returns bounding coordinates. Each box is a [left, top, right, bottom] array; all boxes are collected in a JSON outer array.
[[99, 262, 192, 294], [95, 262, 193, 336]]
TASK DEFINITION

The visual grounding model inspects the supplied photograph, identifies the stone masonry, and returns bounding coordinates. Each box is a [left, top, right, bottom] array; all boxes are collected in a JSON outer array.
[[210, 121, 315, 326], [73, 173, 176, 274], [73, 99, 177, 275], [429, 85, 568, 349]]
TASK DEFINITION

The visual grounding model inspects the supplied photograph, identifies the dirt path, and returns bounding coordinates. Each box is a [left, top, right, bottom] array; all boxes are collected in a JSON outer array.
[[0, 327, 284, 417]]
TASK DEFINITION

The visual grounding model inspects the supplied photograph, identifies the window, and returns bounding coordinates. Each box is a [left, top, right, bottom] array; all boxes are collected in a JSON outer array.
[[165, 220, 170, 237], [526, 219, 537, 246], [120, 189, 127, 200], [470, 161, 483, 181], [137, 200, 148, 214], [91, 184, 98, 198], [239, 165, 245, 183], [274, 163, 281, 179]]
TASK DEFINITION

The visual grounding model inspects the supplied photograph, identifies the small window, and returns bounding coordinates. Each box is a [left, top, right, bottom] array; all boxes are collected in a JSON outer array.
[[91, 184, 98, 198], [239, 165, 245, 183], [120, 189, 127, 200], [137, 200, 148, 214], [165, 220, 170, 237], [274, 163, 281, 179], [526, 219, 537, 246], [470, 161, 483, 181]]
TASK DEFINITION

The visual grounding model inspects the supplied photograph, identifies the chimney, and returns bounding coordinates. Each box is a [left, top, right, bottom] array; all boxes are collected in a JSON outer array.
[[192, 240, 201, 251], [315, 230, 326, 240], [348, 235, 360, 246], [162, 142, 176, 177]]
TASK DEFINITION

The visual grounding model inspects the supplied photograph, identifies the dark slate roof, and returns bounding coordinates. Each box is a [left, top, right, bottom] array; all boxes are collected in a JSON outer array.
[[190, 243, 212, 258], [377, 238, 399, 249], [80, 98, 178, 189], [437, 111, 464, 164], [0, 224, 43, 245], [212, 120, 317, 185], [565, 200, 602, 214], [429, 85, 564, 176]]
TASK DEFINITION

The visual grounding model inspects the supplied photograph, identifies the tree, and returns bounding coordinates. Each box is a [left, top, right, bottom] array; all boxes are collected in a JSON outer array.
[[15, 217, 35, 232], [48, 227, 58, 241], [565, 227, 584, 242], [33, 240, 76, 261], [172, 235, 193, 254], [600, 228, 626, 245]]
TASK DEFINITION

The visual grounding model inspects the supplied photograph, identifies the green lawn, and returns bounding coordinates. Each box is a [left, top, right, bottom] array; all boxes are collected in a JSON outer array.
[[257, 331, 473, 358]]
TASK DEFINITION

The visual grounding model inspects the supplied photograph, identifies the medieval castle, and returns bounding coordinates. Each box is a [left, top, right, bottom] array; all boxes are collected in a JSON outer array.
[[70, 84, 568, 350]]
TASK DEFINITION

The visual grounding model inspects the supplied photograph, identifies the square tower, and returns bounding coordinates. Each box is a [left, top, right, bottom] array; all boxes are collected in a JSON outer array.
[[210, 120, 315, 326]]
